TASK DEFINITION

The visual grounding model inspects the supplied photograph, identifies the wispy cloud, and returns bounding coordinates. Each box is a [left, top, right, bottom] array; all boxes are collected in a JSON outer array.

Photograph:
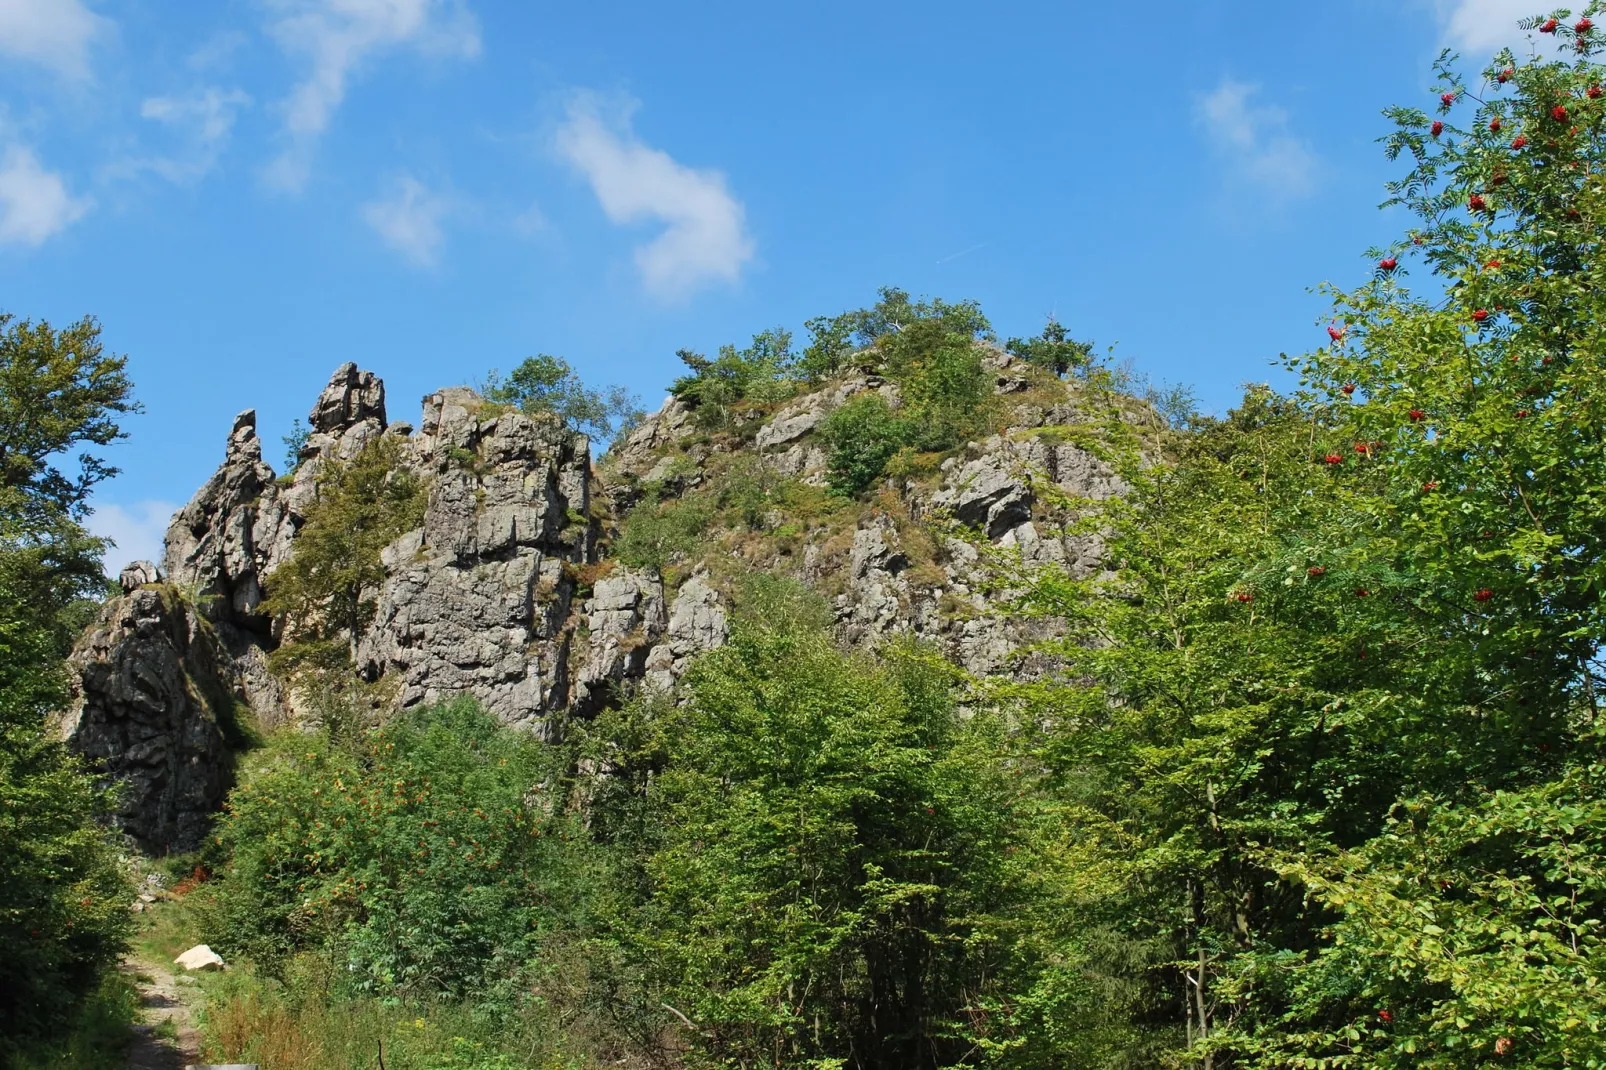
[[0, 146, 92, 247], [0, 0, 107, 80], [85, 500, 177, 577], [111, 87, 253, 184], [556, 95, 754, 300], [362, 174, 451, 266], [1437, 0, 1553, 53], [1195, 80, 1318, 200], [263, 0, 480, 193]]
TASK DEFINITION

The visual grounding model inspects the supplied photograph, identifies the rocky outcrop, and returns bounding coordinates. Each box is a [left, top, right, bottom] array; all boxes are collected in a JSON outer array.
[[644, 573, 729, 693], [570, 568, 668, 716], [354, 390, 594, 737], [162, 409, 291, 629], [60, 587, 239, 853], [70, 345, 1153, 852]]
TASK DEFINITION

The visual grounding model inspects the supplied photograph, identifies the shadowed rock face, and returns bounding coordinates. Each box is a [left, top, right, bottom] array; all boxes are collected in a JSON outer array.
[[70, 351, 1151, 852], [60, 587, 235, 854]]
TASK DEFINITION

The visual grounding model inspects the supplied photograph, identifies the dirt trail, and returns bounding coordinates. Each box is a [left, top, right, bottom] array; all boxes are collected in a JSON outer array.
[[123, 955, 202, 1070]]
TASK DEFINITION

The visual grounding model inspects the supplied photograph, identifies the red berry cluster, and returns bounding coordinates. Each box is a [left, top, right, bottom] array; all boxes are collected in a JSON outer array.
[[1512, 133, 1528, 149], [1541, 17, 1559, 33], [1379, 257, 1397, 271]]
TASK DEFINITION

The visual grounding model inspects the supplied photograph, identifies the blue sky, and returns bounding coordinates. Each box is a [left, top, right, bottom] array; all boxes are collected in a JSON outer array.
[[0, 0, 1558, 569]]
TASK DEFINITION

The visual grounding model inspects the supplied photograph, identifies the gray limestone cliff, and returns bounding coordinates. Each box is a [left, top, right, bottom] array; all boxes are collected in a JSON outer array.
[[67, 350, 1153, 850]]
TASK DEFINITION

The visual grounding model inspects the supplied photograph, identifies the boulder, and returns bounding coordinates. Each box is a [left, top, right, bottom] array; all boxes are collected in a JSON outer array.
[[118, 560, 160, 593], [174, 944, 225, 971]]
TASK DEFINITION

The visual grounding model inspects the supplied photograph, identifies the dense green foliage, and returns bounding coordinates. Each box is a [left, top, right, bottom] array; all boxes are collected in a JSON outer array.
[[0, 314, 133, 1058], [600, 583, 1037, 1068], [979, 19, 1606, 1067], [211, 700, 595, 1007], [820, 393, 907, 496], [484, 354, 644, 443], [671, 329, 801, 429], [671, 288, 1001, 467]]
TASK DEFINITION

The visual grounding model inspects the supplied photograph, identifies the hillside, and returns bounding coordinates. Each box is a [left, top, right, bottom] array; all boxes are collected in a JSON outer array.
[[60, 328, 1154, 852]]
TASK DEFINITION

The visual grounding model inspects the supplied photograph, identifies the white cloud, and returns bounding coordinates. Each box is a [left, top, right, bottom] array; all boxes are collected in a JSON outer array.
[[0, 0, 106, 80], [556, 96, 754, 300], [1438, 0, 1553, 53], [263, 0, 480, 192], [0, 146, 91, 246], [85, 500, 177, 577], [1195, 80, 1318, 199], [361, 174, 450, 266], [116, 88, 253, 184]]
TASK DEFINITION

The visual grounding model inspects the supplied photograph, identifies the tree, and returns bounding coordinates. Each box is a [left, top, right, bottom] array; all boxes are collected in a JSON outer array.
[[820, 392, 907, 496], [0, 313, 138, 530], [801, 287, 993, 382], [483, 354, 644, 443], [985, 15, 1606, 1066], [0, 313, 134, 1053], [669, 328, 801, 428], [1005, 318, 1093, 377], [610, 580, 1036, 1069]]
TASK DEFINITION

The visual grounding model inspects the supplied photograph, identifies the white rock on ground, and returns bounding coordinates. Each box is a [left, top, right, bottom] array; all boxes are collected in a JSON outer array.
[[173, 944, 225, 971]]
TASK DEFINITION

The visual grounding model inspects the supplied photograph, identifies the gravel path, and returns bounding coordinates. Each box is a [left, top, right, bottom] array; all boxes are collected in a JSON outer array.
[[123, 957, 202, 1070]]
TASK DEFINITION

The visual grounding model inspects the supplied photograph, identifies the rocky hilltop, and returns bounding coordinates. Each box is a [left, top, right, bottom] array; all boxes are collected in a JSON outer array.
[[61, 352, 1152, 852]]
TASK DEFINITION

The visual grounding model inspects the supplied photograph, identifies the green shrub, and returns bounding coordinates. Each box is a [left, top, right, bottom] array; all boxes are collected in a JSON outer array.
[[482, 354, 643, 444], [883, 320, 996, 451], [266, 434, 427, 728], [670, 328, 800, 428], [820, 392, 908, 496], [801, 286, 993, 381], [7, 970, 140, 1070], [0, 725, 132, 1056], [612, 491, 713, 571], [610, 580, 1037, 1068], [209, 700, 594, 1007], [1005, 318, 1093, 377]]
